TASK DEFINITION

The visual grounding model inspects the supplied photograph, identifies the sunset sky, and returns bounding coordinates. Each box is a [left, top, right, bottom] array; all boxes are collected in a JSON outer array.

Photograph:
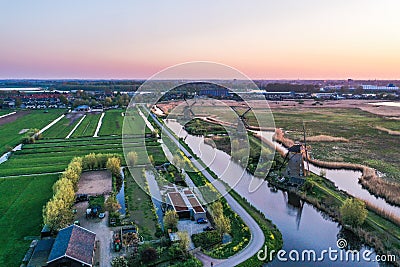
[[1, 0, 400, 79]]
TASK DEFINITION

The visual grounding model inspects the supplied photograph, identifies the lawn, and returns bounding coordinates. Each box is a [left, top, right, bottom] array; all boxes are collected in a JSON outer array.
[[0, 174, 58, 266], [71, 113, 101, 137], [99, 109, 124, 136], [0, 110, 64, 154]]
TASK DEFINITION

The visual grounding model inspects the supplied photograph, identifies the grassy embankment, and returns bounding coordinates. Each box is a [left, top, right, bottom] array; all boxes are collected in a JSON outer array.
[[186, 116, 400, 265], [147, 110, 282, 264]]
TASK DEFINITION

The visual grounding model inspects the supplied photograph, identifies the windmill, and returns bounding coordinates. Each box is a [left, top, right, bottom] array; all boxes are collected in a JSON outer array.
[[183, 95, 196, 121], [302, 122, 310, 176], [278, 123, 310, 187], [230, 105, 252, 136]]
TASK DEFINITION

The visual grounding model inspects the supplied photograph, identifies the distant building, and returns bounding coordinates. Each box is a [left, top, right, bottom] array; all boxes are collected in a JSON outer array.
[[74, 105, 90, 112], [362, 84, 399, 91], [199, 87, 229, 97], [166, 189, 206, 220]]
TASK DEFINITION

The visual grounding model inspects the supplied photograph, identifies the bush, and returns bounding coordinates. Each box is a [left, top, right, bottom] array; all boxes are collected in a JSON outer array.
[[340, 198, 368, 227], [164, 210, 178, 231], [141, 247, 158, 263], [192, 230, 221, 248]]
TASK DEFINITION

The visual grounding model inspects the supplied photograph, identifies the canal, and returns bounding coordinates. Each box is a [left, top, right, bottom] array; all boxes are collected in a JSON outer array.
[[164, 119, 379, 266]]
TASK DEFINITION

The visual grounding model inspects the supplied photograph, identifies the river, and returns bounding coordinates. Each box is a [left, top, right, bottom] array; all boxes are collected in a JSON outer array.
[[164, 119, 379, 266], [255, 131, 400, 216]]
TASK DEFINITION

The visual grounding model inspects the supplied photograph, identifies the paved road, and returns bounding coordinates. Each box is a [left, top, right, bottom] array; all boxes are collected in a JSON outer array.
[[146, 108, 265, 267]]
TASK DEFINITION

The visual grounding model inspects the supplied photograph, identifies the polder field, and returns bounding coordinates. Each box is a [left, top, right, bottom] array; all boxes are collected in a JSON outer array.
[[0, 108, 162, 266], [272, 108, 400, 183], [0, 110, 65, 155], [233, 106, 400, 184]]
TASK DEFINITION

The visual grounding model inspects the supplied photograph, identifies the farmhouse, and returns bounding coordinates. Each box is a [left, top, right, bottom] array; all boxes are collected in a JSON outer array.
[[47, 225, 96, 267], [26, 225, 96, 267], [166, 189, 206, 220]]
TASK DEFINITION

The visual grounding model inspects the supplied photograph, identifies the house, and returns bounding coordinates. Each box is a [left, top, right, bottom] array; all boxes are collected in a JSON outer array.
[[166, 189, 207, 220], [74, 105, 90, 112], [47, 225, 96, 267]]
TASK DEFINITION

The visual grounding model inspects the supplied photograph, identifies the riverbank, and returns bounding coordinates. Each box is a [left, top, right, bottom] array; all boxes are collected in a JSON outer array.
[[183, 118, 400, 266], [144, 107, 283, 266], [273, 128, 400, 206]]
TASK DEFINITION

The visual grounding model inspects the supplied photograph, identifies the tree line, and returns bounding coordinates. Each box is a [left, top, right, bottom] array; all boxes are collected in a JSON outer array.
[[43, 153, 121, 231]]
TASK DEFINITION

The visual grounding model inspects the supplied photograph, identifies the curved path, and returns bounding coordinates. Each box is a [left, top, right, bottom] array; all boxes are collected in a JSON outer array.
[[145, 107, 265, 266]]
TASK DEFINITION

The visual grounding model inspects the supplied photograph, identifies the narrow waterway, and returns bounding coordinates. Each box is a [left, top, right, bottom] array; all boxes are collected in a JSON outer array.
[[256, 131, 400, 216], [116, 168, 126, 215], [164, 119, 378, 267]]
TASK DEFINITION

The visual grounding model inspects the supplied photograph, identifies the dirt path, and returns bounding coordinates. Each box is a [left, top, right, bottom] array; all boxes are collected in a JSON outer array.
[[0, 110, 30, 126], [93, 112, 105, 137]]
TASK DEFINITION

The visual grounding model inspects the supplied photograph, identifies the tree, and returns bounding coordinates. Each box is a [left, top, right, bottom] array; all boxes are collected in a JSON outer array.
[[214, 215, 231, 236], [15, 97, 22, 108], [43, 198, 73, 231], [53, 178, 75, 206], [141, 247, 158, 263], [354, 86, 364, 95], [105, 194, 121, 213], [126, 151, 138, 167], [164, 210, 178, 230], [340, 198, 368, 227], [83, 153, 97, 170], [111, 256, 128, 267], [58, 94, 68, 105], [177, 231, 190, 253], [106, 157, 121, 177], [61, 168, 80, 190], [105, 97, 113, 107], [211, 201, 223, 218]]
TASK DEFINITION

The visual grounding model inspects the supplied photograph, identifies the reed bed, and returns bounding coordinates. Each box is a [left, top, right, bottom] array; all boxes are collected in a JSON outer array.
[[273, 128, 400, 206], [375, 126, 400, 136], [364, 200, 400, 227], [306, 135, 349, 142]]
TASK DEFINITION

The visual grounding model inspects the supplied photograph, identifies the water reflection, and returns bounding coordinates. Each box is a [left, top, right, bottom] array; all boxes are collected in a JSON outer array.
[[164, 119, 378, 266]]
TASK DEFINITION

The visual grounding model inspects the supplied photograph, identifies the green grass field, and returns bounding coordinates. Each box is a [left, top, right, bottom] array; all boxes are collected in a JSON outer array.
[[269, 108, 400, 183], [99, 109, 124, 136], [0, 174, 58, 266], [0, 110, 13, 116], [43, 116, 80, 139], [71, 113, 101, 137], [0, 110, 64, 155], [0, 106, 165, 265]]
